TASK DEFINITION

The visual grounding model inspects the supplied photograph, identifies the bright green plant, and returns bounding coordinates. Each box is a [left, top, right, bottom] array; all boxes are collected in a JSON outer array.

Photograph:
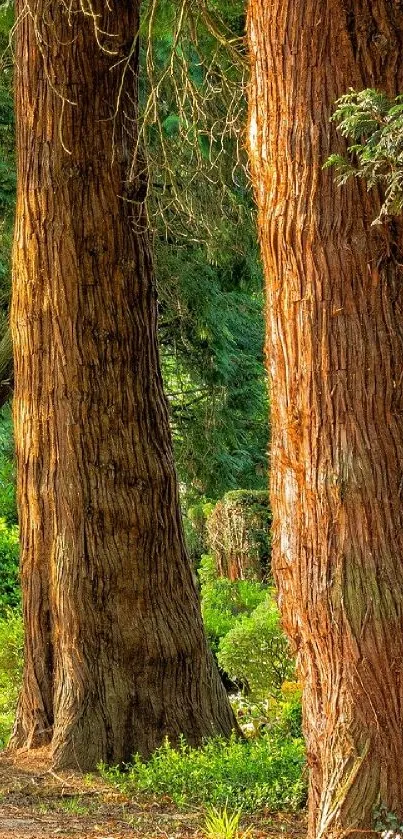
[[325, 88, 403, 223], [0, 609, 23, 747], [199, 554, 267, 655], [56, 798, 91, 816], [204, 805, 252, 839], [101, 732, 306, 812], [0, 518, 19, 614], [217, 596, 295, 699], [277, 683, 303, 739]]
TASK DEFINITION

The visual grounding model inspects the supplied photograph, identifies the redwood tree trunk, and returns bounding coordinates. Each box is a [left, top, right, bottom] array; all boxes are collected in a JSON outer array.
[[247, 2, 403, 837], [10, 0, 236, 770]]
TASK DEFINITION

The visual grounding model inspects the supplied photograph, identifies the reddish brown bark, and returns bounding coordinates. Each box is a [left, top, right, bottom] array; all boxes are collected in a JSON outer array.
[[247, 2, 403, 837], [10, 0, 236, 770]]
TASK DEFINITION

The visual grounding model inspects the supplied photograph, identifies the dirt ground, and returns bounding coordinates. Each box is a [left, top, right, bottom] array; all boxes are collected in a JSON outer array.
[[0, 748, 306, 839]]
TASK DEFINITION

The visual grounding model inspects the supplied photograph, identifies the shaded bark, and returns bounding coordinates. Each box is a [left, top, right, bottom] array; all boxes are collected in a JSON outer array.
[[247, 2, 403, 837], [10, 0, 236, 770]]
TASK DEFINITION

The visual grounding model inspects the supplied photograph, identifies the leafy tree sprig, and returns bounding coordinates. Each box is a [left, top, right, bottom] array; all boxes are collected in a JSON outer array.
[[325, 88, 403, 223]]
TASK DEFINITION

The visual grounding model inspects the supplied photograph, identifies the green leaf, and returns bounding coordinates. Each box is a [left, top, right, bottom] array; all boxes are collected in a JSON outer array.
[[162, 113, 180, 137]]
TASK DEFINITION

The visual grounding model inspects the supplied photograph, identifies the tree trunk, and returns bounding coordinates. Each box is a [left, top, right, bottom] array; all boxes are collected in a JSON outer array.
[[206, 491, 271, 581], [247, 2, 403, 836], [10, 0, 236, 771]]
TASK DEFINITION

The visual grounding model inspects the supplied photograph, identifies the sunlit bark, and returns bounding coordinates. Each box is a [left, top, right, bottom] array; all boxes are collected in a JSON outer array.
[[247, 2, 403, 836]]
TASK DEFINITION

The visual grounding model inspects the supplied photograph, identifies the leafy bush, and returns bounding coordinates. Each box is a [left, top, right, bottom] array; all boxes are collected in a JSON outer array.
[[0, 518, 20, 614], [231, 682, 302, 741], [278, 682, 303, 739], [199, 554, 267, 655], [183, 499, 215, 563], [217, 596, 295, 699], [0, 609, 23, 747], [279, 694, 303, 740], [102, 733, 306, 812]]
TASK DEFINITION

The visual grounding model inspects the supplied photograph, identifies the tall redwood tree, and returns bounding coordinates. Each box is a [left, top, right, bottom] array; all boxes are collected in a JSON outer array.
[[247, 2, 403, 836], [10, 0, 236, 770]]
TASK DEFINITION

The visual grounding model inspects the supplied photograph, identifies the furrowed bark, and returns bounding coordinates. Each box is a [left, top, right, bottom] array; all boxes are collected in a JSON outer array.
[[10, 0, 236, 770], [247, 2, 403, 837]]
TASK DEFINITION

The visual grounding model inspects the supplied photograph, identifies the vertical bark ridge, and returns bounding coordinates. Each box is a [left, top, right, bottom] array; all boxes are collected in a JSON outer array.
[[11, 0, 236, 770], [247, 1, 403, 836]]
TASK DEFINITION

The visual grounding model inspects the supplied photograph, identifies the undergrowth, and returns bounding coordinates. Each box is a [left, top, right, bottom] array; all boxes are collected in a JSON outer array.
[[0, 609, 23, 747], [101, 733, 306, 812]]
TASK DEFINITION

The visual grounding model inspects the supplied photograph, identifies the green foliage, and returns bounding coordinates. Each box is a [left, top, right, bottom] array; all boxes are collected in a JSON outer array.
[[0, 609, 23, 747], [231, 685, 303, 742], [0, 404, 19, 615], [278, 693, 303, 740], [199, 554, 267, 655], [204, 805, 252, 839], [0, 402, 17, 526], [0, 405, 19, 612], [138, 2, 268, 503], [199, 554, 295, 702], [326, 88, 403, 222], [0, 518, 19, 613], [373, 804, 403, 836], [102, 733, 306, 812], [159, 241, 268, 501], [217, 598, 295, 699], [140, 0, 247, 242], [0, 158, 15, 211], [0, 1, 13, 36], [183, 498, 215, 562]]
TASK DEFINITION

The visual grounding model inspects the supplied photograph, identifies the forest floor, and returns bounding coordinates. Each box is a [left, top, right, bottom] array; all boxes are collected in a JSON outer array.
[[0, 748, 306, 839]]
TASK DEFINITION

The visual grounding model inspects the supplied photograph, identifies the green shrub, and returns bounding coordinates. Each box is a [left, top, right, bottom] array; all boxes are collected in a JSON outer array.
[[217, 596, 295, 699], [231, 682, 302, 741], [279, 694, 303, 740], [0, 609, 23, 747], [199, 554, 267, 655], [183, 499, 215, 563], [102, 733, 306, 812], [0, 517, 20, 614]]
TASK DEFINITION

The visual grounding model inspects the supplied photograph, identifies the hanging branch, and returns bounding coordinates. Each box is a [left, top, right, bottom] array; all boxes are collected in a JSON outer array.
[[136, 0, 249, 243]]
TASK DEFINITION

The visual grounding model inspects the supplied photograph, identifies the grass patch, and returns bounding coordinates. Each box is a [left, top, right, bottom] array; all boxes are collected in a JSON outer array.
[[0, 609, 23, 747], [102, 733, 306, 812]]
